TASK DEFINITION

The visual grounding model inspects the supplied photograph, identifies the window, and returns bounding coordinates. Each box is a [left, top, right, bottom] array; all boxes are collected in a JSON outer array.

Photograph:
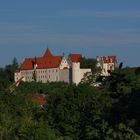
[[56, 76, 58, 81]]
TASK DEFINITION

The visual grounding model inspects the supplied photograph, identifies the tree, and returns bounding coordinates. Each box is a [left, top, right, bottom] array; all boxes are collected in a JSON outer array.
[[5, 57, 19, 82], [12, 57, 19, 69], [0, 63, 140, 139], [80, 57, 101, 85], [108, 67, 139, 96], [105, 67, 140, 138]]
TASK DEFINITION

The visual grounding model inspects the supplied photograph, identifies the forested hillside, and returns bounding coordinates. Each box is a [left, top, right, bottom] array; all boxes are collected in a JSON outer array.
[[0, 60, 140, 140]]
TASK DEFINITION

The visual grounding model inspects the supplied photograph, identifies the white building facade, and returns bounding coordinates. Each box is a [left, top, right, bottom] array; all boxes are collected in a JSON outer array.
[[72, 62, 91, 85], [15, 49, 91, 85], [96, 56, 117, 76]]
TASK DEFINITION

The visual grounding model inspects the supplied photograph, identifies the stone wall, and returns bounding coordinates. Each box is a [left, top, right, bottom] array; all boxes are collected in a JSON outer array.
[[59, 69, 70, 83]]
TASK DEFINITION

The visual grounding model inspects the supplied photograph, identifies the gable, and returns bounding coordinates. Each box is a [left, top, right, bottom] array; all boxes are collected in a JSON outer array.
[[59, 57, 70, 69]]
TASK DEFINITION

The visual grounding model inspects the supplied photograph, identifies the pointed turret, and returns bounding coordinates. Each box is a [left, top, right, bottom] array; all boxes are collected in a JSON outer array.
[[43, 48, 53, 58]]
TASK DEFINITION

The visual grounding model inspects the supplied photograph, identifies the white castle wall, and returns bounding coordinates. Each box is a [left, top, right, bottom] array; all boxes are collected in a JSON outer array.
[[59, 69, 70, 83], [36, 68, 60, 83], [15, 57, 91, 85], [15, 68, 60, 83], [15, 72, 21, 82], [72, 62, 91, 85]]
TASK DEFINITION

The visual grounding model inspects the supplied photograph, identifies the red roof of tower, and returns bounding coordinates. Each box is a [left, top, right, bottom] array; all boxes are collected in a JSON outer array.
[[69, 54, 82, 62]]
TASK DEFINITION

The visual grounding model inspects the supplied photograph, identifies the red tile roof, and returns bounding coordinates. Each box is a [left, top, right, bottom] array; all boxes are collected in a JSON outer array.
[[33, 94, 46, 106], [20, 48, 63, 70], [102, 56, 116, 63], [69, 54, 82, 62]]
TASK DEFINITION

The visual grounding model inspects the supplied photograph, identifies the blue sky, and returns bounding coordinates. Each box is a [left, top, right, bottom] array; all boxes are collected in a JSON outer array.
[[0, 0, 140, 67]]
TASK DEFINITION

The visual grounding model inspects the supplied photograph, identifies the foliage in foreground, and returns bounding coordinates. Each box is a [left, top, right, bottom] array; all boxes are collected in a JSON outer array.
[[0, 62, 140, 139]]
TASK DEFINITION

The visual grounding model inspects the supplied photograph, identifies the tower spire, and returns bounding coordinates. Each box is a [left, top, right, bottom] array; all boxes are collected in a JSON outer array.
[[43, 48, 53, 58]]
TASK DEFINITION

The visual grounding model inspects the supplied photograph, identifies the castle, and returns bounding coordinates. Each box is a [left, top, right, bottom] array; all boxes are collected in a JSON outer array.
[[15, 48, 117, 85], [15, 48, 91, 85], [96, 56, 117, 76]]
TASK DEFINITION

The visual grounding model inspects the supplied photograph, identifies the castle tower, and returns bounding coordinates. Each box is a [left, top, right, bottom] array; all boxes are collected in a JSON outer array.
[[72, 62, 81, 85]]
